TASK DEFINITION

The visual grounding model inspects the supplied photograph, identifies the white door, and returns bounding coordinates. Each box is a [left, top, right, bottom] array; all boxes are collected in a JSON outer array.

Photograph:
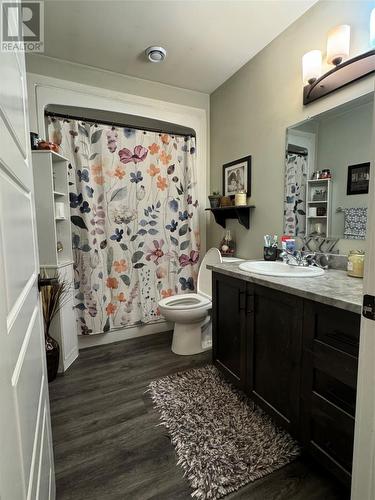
[[0, 2, 55, 499], [351, 89, 375, 500]]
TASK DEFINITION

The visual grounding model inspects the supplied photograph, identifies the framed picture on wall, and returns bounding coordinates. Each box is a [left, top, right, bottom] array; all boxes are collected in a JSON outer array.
[[347, 162, 370, 195], [223, 155, 251, 197]]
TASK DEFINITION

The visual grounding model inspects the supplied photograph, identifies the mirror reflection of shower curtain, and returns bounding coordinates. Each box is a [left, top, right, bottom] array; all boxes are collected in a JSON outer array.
[[284, 151, 308, 237]]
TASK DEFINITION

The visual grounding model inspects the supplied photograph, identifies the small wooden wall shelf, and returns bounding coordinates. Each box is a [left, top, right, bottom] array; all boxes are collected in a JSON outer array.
[[205, 205, 255, 229]]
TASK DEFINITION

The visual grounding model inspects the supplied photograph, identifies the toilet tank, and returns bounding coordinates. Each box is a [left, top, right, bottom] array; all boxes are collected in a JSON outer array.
[[197, 248, 222, 298]]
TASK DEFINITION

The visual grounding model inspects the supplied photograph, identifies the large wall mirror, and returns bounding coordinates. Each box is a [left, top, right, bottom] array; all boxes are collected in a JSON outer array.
[[284, 94, 372, 253]]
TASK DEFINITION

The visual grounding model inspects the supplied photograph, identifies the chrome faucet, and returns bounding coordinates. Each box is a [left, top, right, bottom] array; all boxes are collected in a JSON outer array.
[[280, 250, 327, 268], [281, 249, 307, 266]]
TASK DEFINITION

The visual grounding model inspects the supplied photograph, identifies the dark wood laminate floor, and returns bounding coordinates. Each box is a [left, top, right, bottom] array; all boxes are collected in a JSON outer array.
[[49, 331, 348, 500]]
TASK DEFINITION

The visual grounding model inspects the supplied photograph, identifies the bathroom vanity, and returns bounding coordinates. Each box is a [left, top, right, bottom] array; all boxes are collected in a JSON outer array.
[[211, 262, 363, 488]]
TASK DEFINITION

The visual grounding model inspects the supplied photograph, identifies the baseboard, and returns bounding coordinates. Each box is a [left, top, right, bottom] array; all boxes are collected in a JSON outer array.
[[64, 347, 79, 370], [58, 347, 79, 373], [78, 320, 173, 349]]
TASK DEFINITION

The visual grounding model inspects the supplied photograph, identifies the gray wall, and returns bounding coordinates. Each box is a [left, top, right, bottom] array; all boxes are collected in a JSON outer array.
[[209, 0, 375, 258], [317, 101, 372, 241]]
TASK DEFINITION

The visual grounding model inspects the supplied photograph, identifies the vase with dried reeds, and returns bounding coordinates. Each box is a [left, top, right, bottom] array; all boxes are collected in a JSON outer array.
[[40, 270, 71, 381]]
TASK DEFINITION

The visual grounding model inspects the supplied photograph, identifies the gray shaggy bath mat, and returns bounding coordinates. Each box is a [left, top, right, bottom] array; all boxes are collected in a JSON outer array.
[[148, 364, 300, 499]]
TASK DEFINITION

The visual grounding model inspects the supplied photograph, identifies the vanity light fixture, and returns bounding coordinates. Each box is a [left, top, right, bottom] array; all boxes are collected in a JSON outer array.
[[302, 50, 322, 85], [303, 18, 375, 105], [326, 25, 350, 66]]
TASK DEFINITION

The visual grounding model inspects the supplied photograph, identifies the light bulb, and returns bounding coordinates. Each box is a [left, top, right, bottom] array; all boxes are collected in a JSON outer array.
[[370, 8, 375, 47], [327, 25, 350, 66], [302, 50, 322, 85]]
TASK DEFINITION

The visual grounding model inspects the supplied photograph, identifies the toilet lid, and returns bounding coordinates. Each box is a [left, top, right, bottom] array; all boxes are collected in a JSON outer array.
[[197, 248, 222, 297]]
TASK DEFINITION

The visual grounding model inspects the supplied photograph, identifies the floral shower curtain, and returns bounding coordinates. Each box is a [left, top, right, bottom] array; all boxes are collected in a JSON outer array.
[[284, 152, 307, 237], [48, 117, 200, 335]]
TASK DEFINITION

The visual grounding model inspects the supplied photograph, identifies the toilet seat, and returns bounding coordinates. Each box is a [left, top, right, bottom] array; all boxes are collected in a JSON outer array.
[[159, 293, 211, 310]]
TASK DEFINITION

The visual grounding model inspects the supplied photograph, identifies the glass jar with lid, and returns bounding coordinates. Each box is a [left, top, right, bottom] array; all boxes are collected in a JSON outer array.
[[234, 190, 247, 206], [347, 250, 365, 278]]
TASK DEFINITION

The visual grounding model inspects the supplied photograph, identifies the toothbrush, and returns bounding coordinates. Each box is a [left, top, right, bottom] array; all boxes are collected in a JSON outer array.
[[264, 235, 272, 247]]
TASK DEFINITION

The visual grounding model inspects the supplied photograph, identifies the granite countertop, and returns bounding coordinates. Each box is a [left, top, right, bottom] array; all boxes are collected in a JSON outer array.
[[210, 262, 363, 314]]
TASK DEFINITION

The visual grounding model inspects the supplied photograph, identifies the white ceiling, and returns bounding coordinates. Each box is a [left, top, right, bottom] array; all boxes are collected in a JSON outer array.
[[43, 0, 318, 93]]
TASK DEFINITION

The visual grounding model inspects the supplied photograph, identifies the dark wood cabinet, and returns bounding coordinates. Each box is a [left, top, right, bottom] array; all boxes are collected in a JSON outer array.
[[212, 273, 247, 389], [301, 301, 360, 487], [248, 285, 303, 436], [212, 272, 360, 489], [212, 275, 303, 432]]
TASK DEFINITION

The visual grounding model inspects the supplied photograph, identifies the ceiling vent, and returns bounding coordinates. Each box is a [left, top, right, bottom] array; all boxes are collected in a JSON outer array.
[[145, 46, 167, 63]]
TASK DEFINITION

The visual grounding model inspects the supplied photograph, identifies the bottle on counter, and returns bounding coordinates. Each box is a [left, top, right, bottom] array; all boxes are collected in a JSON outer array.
[[219, 230, 235, 257], [347, 250, 365, 278]]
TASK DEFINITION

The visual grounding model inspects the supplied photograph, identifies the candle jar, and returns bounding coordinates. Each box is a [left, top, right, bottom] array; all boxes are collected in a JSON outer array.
[[347, 250, 365, 278], [235, 190, 247, 206]]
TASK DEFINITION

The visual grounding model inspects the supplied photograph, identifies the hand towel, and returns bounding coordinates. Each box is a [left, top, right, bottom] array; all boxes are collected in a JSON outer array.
[[343, 207, 367, 240]]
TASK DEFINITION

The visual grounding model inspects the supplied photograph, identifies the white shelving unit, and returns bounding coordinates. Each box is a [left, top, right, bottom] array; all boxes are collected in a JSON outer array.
[[306, 178, 332, 237], [32, 150, 73, 267], [32, 150, 78, 373]]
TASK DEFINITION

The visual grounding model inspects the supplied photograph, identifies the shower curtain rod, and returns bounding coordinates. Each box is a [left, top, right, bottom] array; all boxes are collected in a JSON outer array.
[[286, 149, 308, 157], [45, 111, 195, 138]]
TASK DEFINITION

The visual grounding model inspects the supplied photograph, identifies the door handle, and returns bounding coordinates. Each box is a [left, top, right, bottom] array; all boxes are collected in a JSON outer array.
[[239, 291, 246, 311], [246, 294, 254, 314], [38, 274, 58, 291]]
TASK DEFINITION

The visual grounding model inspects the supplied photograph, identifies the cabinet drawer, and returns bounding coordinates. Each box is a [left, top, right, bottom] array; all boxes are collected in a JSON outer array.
[[314, 369, 356, 417], [310, 392, 354, 477], [304, 301, 360, 357], [312, 340, 358, 392]]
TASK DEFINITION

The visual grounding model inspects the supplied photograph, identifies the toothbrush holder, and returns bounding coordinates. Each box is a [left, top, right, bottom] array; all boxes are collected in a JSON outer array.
[[264, 246, 278, 261]]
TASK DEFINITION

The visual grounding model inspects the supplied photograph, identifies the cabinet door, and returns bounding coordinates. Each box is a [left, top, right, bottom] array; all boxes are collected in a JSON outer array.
[[247, 285, 303, 435], [212, 273, 247, 389]]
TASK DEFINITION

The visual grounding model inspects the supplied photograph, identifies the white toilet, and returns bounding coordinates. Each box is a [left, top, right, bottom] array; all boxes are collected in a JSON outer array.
[[158, 248, 222, 355]]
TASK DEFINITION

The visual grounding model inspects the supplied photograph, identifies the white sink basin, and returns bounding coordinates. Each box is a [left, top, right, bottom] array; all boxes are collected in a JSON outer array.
[[238, 261, 324, 277]]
